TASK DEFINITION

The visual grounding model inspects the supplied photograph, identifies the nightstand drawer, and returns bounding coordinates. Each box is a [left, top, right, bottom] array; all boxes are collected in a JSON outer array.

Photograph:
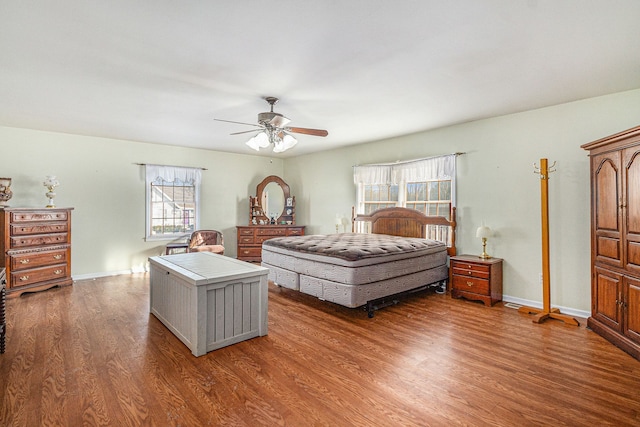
[[452, 275, 490, 295], [452, 266, 490, 280]]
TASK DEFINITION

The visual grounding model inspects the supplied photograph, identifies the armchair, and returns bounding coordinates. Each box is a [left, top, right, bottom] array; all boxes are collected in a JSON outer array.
[[187, 230, 224, 255]]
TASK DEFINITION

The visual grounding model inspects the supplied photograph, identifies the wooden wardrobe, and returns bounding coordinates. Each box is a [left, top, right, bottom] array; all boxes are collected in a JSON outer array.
[[582, 125, 640, 360]]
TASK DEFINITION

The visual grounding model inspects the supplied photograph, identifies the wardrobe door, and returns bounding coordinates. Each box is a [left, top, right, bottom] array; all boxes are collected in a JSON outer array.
[[623, 146, 640, 273], [592, 152, 623, 268]]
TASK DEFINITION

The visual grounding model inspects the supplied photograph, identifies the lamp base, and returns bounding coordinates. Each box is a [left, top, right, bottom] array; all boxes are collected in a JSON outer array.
[[479, 238, 491, 259]]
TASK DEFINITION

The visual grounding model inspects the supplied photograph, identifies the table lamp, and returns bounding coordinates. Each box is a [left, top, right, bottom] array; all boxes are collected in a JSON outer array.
[[476, 225, 492, 259]]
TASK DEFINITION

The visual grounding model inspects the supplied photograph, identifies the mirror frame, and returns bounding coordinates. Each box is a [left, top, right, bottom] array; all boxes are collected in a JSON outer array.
[[255, 175, 291, 224]]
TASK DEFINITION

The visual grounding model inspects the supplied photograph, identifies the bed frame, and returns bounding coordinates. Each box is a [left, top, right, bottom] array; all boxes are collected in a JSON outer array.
[[353, 206, 456, 256], [263, 206, 457, 317]]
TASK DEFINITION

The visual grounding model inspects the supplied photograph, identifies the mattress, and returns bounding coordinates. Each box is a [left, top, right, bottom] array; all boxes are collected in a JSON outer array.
[[261, 233, 448, 308]]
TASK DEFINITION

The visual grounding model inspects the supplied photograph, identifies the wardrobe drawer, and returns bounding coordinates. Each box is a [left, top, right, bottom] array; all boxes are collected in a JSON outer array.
[[237, 247, 262, 259], [10, 249, 68, 271], [10, 233, 69, 249], [11, 211, 68, 223], [257, 228, 287, 237], [239, 235, 256, 245], [238, 228, 255, 237], [11, 264, 68, 287], [11, 222, 68, 236]]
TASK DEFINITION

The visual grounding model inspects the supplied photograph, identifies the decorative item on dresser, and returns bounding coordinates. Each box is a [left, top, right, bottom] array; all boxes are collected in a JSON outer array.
[[581, 125, 640, 361], [450, 255, 503, 306], [0, 178, 12, 207], [0, 207, 73, 298], [43, 175, 60, 208], [237, 175, 304, 263]]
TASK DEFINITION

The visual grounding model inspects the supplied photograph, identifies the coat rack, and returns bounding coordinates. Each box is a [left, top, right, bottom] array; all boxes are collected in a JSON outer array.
[[518, 158, 579, 326]]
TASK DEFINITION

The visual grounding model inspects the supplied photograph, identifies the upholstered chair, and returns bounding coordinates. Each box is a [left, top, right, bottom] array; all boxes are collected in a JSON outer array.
[[187, 230, 224, 255]]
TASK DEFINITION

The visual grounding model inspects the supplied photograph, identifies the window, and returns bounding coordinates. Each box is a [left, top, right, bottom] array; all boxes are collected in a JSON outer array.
[[363, 184, 399, 214], [405, 180, 452, 219], [145, 165, 202, 240], [354, 154, 457, 218], [353, 155, 457, 246]]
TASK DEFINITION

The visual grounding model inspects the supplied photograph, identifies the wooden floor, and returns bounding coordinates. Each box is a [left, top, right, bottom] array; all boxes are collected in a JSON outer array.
[[1, 274, 639, 427]]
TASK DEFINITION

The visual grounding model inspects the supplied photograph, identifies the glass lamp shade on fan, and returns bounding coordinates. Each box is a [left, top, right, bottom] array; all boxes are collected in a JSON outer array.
[[246, 131, 297, 153]]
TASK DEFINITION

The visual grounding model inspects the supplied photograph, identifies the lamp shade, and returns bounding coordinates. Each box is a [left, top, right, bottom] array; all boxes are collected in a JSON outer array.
[[476, 226, 492, 239], [246, 132, 270, 151], [273, 134, 297, 153]]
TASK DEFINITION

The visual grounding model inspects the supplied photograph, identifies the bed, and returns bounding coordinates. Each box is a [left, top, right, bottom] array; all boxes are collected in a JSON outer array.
[[261, 207, 456, 317]]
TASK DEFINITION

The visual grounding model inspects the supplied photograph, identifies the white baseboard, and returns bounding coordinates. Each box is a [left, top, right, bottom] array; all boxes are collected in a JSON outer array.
[[72, 268, 148, 282], [502, 294, 590, 319]]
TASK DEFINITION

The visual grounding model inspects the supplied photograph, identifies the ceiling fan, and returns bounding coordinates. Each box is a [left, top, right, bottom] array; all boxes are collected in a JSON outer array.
[[215, 97, 328, 153]]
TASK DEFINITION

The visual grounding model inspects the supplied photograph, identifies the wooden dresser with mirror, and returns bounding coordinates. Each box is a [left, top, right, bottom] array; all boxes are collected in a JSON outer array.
[[237, 176, 305, 263]]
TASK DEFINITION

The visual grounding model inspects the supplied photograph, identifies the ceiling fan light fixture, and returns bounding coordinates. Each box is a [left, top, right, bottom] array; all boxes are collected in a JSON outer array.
[[282, 133, 298, 150], [246, 131, 270, 150], [218, 96, 327, 153], [272, 133, 297, 153]]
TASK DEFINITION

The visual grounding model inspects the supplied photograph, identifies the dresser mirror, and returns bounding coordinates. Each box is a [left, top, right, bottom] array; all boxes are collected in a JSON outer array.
[[263, 181, 285, 219], [252, 175, 293, 225]]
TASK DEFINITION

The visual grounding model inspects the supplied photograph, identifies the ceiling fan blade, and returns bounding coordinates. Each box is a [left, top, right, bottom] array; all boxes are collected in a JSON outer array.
[[230, 128, 264, 136], [214, 118, 262, 128], [287, 127, 329, 137]]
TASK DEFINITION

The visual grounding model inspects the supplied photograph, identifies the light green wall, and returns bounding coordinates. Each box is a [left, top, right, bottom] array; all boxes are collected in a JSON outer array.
[[284, 88, 640, 312], [2, 89, 639, 311], [0, 126, 284, 277]]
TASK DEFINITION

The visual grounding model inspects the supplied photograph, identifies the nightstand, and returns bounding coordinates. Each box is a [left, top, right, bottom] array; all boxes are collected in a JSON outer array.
[[450, 255, 503, 306]]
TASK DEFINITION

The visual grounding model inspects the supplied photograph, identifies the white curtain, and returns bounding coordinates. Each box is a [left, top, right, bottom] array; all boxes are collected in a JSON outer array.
[[145, 164, 202, 185], [353, 154, 456, 184], [353, 153, 457, 206]]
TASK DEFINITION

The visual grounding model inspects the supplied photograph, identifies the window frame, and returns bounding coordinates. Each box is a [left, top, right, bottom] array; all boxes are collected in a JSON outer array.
[[145, 165, 201, 242], [358, 178, 452, 218]]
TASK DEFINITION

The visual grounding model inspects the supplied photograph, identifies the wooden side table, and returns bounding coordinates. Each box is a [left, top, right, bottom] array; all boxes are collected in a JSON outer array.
[[165, 242, 189, 255], [450, 255, 503, 306]]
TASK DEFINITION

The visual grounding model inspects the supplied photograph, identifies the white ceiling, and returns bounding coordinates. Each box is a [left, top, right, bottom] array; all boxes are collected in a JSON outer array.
[[1, 1, 639, 157]]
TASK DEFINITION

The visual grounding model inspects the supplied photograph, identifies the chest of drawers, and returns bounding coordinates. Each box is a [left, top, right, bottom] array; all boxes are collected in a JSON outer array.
[[237, 225, 305, 263], [450, 255, 503, 306], [0, 208, 73, 297]]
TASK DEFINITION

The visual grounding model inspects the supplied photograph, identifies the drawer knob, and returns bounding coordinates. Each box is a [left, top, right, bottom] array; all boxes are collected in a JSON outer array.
[[20, 259, 30, 264], [19, 275, 29, 281], [53, 254, 62, 260], [54, 270, 63, 275], [467, 281, 473, 287]]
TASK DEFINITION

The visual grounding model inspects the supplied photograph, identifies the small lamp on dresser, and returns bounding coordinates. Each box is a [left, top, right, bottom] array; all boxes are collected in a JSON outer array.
[[476, 225, 492, 259]]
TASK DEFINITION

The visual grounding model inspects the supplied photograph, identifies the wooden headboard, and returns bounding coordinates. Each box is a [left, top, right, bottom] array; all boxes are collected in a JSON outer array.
[[353, 206, 457, 256]]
